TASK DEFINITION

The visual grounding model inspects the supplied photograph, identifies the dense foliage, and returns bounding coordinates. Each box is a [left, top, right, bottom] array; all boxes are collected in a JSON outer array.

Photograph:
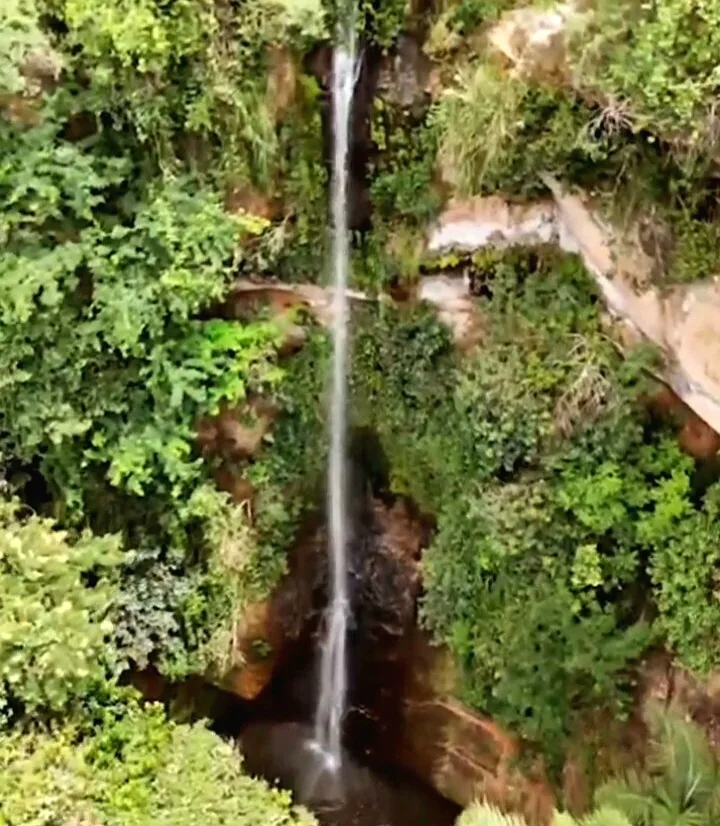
[[0, 494, 314, 825], [574, 0, 720, 147], [0, 701, 314, 826], [0, 498, 121, 720], [0, 0, 335, 679], [4, 0, 720, 816], [351, 248, 720, 757]]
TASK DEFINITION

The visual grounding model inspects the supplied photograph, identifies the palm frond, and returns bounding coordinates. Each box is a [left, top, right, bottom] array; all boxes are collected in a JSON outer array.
[[597, 703, 720, 825], [457, 800, 528, 826], [596, 773, 653, 824], [644, 702, 717, 810], [581, 807, 634, 826]]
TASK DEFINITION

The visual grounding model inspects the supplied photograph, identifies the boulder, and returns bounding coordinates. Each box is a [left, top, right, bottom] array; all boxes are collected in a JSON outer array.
[[223, 280, 372, 328], [488, 3, 575, 84], [429, 196, 557, 251], [392, 629, 555, 824], [196, 398, 278, 463], [266, 45, 298, 122], [418, 273, 482, 350]]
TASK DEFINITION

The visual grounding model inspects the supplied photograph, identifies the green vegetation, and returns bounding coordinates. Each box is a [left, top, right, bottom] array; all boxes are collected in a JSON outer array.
[[50, 0, 326, 181], [433, 65, 617, 196], [0, 498, 121, 720], [596, 703, 720, 824], [0, 0, 334, 680], [0, 701, 314, 826], [4, 0, 720, 820], [351, 248, 720, 758], [0, 493, 314, 825], [456, 705, 720, 825], [574, 0, 720, 148], [458, 802, 631, 826], [0, 0, 53, 95], [358, 0, 407, 48], [0, 106, 284, 673], [434, 10, 720, 284], [357, 100, 440, 290]]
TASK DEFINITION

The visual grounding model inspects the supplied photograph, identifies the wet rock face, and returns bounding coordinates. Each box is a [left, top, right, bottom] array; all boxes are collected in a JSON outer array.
[[307, 42, 377, 231], [349, 499, 424, 638], [376, 35, 432, 110], [220, 524, 323, 701], [219, 485, 554, 819], [218, 492, 425, 704]]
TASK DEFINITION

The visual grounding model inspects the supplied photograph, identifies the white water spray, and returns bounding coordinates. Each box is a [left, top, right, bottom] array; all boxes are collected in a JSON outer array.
[[312, 20, 358, 774]]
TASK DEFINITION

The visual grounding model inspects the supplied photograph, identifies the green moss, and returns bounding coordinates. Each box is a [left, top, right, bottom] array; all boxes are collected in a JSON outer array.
[[370, 100, 441, 225], [248, 329, 330, 571], [358, 0, 407, 49], [274, 75, 330, 283]]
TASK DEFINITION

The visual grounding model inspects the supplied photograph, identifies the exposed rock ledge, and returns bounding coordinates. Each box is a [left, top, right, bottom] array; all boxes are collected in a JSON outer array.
[[223, 277, 479, 348], [428, 188, 720, 439]]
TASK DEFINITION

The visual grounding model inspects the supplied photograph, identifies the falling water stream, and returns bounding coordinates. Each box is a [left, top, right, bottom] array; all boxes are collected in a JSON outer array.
[[312, 15, 358, 777]]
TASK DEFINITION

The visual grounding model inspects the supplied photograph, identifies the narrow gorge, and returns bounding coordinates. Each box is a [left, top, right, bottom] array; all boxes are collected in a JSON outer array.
[[3, 1, 720, 826]]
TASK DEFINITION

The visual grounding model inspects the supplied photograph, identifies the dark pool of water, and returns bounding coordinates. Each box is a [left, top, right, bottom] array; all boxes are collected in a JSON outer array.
[[240, 721, 460, 826]]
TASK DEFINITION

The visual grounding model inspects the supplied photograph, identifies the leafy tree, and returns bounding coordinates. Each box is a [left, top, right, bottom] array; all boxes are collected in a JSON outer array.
[[0, 497, 122, 720], [649, 484, 720, 674], [0, 698, 316, 826], [351, 246, 718, 758], [0, 96, 292, 673]]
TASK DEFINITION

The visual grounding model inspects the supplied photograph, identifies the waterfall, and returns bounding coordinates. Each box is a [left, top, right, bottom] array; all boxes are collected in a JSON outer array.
[[312, 18, 357, 774]]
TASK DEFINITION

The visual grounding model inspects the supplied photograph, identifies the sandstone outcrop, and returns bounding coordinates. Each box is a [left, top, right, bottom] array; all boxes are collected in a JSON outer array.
[[392, 630, 554, 825], [428, 187, 720, 443], [488, 2, 574, 84]]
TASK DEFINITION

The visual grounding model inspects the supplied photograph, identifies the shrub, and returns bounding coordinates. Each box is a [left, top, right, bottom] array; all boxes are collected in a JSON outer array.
[[0, 699, 316, 826], [0, 0, 54, 95], [649, 484, 720, 674], [0, 103, 291, 675], [352, 248, 708, 753], [432, 64, 617, 196], [0, 498, 122, 719], [573, 0, 720, 148], [46, 0, 326, 181]]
